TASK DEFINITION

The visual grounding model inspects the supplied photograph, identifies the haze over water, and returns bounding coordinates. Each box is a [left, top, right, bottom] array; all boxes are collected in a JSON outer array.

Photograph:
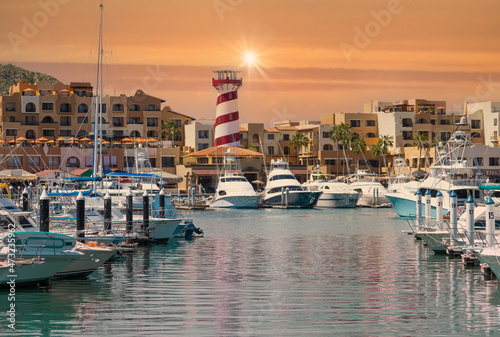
[[2, 208, 500, 336]]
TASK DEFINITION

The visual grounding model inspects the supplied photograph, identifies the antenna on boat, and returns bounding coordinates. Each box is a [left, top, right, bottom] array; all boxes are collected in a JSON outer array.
[[92, 0, 104, 190]]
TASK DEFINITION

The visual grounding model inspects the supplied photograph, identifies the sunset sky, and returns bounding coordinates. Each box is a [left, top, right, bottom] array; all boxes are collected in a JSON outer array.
[[1, 0, 500, 125]]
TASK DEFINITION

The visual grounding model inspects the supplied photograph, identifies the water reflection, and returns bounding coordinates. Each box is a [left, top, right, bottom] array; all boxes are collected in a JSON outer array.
[[2, 208, 500, 336]]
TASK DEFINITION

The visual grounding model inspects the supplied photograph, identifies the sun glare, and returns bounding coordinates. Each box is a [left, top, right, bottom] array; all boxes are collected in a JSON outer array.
[[244, 52, 257, 67]]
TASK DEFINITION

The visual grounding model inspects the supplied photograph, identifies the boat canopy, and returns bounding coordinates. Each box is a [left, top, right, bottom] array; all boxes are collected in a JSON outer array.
[[479, 185, 500, 190], [46, 190, 94, 197], [64, 177, 103, 181]]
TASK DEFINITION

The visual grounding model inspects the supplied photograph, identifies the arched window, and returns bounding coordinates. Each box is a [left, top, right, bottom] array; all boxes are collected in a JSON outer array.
[[66, 157, 80, 168], [323, 144, 333, 151], [417, 118, 427, 124], [283, 146, 290, 155], [25, 103, 36, 113], [366, 133, 376, 138], [252, 134, 259, 142], [147, 131, 158, 137], [352, 133, 360, 139], [130, 131, 141, 137], [60, 103, 71, 113], [25, 130, 36, 140], [41, 116, 54, 123], [129, 104, 140, 111], [77, 130, 88, 138], [78, 104, 88, 113]]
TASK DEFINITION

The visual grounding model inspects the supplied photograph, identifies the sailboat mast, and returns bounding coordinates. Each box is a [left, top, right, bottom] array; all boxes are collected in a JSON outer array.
[[98, 2, 104, 179], [92, 1, 103, 190]]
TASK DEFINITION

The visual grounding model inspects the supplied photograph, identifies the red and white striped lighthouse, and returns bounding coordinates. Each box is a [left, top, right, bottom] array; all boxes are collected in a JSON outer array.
[[212, 69, 242, 147]]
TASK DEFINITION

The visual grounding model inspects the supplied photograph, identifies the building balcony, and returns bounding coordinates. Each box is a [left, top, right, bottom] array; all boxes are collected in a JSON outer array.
[[21, 122, 39, 126]]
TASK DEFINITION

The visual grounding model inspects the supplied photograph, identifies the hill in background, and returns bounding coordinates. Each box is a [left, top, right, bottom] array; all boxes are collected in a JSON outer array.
[[0, 63, 58, 95]]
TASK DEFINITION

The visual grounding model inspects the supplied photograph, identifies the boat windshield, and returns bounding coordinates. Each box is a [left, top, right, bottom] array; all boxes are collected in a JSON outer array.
[[269, 175, 296, 181], [221, 177, 247, 182]]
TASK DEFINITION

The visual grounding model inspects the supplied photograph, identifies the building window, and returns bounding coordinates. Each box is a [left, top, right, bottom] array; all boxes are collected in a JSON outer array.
[[130, 104, 140, 111], [471, 120, 481, 129], [268, 146, 275, 155], [6, 157, 22, 168], [5, 103, 16, 112], [471, 132, 481, 139], [78, 117, 88, 124], [352, 133, 360, 139], [42, 103, 54, 111], [25, 102, 36, 113], [350, 120, 361, 128], [146, 104, 158, 111], [430, 119, 436, 125], [161, 156, 175, 167], [47, 156, 60, 166], [283, 134, 290, 141], [129, 117, 141, 124], [325, 159, 335, 165], [252, 134, 259, 142], [43, 129, 55, 137], [60, 117, 71, 126], [28, 156, 40, 166], [198, 143, 209, 150], [197, 157, 209, 164], [59, 103, 71, 113], [489, 157, 500, 166], [147, 131, 158, 137], [78, 104, 88, 113], [365, 120, 375, 126], [474, 157, 484, 166], [323, 132, 331, 138], [402, 131, 412, 140], [124, 156, 135, 168], [267, 134, 274, 140], [147, 117, 158, 127], [113, 117, 124, 127], [440, 119, 450, 125], [60, 130, 72, 137], [441, 132, 450, 141], [283, 146, 290, 155], [366, 133, 376, 138], [25, 130, 36, 139], [402, 118, 412, 127], [25, 116, 37, 125], [66, 157, 80, 168], [198, 130, 209, 139], [172, 119, 181, 127], [495, 119, 498, 126], [41, 116, 55, 123], [323, 144, 333, 150], [6, 129, 17, 136], [112, 104, 124, 112], [130, 131, 141, 138]]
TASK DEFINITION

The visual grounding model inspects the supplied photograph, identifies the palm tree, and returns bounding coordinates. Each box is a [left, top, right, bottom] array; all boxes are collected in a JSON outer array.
[[351, 137, 367, 171], [371, 135, 393, 175], [289, 132, 309, 165], [330, 123, 353, 175], [241, 144, 258, 152], [161, 120, 180, 141], [412, 133, 429, 170]]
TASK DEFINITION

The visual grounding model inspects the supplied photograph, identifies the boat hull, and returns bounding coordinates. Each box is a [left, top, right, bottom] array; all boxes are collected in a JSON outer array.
[[476, 249, 500, 278], [316, 193, 359, 208], [262, 191, 321, 208], [385, 194, 449, 218], [417, 231, 450, 253], [210, 195, 262, 209]]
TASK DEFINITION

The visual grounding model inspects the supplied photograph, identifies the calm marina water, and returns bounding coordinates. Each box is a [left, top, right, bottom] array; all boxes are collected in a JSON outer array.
[[2, 207, 500, 336]]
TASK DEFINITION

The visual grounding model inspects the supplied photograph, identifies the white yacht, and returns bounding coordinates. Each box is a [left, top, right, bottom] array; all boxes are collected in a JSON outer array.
[[348, 170, 388, 207], [0, 258, 61, 285], [302, 166, 359, 208], [210, 149, 262, 209], [262, 159, 321, 208], [385, 117, 485, 217]]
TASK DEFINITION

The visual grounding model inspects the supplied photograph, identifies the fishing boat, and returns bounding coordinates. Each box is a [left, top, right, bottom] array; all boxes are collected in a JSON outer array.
[[302, 165, 359, 208], [210, 148, 262, 208], [262, 159, 321, 208], [385, 117, 485, 217], [348, 170, 388, 207]]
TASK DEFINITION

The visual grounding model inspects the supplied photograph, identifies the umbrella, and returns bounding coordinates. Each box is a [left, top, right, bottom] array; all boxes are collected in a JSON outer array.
[[102, 140, 110, 144], [122, 138, 133, 142], [8, 140, 16, 144], [16, 137, 28, 141], [56, 137, 67, 141], [37, 137, 49, 142], [0, 140, 5, 143], [147, 138, 158, 142], [79, 137, 92, 142], [46, 140, 55, 144], [135, 138, 146, 143]]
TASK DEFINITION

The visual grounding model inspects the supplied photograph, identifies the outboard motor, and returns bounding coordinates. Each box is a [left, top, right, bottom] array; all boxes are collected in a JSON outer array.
[[185, 221, 203, 240]]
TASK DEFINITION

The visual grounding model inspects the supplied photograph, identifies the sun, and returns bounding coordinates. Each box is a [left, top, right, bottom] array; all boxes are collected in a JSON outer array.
[[243, 52, 257, 67]]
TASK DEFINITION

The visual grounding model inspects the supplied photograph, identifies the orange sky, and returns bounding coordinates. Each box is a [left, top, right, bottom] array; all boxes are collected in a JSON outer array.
[[1, 0, 500, 125]]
